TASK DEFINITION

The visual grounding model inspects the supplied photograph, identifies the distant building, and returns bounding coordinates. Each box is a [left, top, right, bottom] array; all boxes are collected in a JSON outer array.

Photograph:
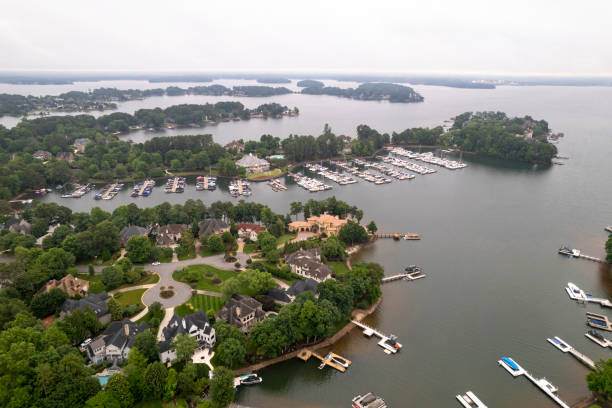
[[4, 217, 32, 235], [215, 294, 266, 333], [61, 292, 111, 324], [289, 213, 348, 236], [120, 225, 149, 247], [284, 248, 332, 282], [33, 150, 53, 161], [42, 275, 89, 297], [86, 320, 150, 364], [224, 140, 244, 153], [158, 311, 216, 363], [235, 153, 270, 174], [156, 224, 190, 247], [73, 138, 90, 153], [198, 218, 229, 239], [56, 151, 74, 163], [236, 223, 266, 241]]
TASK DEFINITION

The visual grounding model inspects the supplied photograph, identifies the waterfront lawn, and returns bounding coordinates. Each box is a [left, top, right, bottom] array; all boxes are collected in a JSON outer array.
[[246, 168, 283, 180], [114, 288, 146, 308], [175, 294, 224, 317], [328, 261, 350, 278], [173, 264, 237, 292]]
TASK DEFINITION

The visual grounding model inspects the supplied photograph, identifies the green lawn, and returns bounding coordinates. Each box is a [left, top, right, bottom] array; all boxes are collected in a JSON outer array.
[[176, 294, 224, 317], [114, 273, 159, 290], [246, 168, 283, 179], [199, 245, 222, 257], [243, 243, 258, 254], [328, 261, 351, 278], [277, 233, 297, 246], [173, 264, 237, 292], [177, 250, 196, 261], [114, 288, 146, 307]]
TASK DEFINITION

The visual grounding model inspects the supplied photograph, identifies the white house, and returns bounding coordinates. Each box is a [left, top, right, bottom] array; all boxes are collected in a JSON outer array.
[[158, 311, 215, 363]]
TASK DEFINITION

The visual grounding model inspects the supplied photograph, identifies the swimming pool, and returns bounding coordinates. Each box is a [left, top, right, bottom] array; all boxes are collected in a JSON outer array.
[[97, 375, 110, 386]]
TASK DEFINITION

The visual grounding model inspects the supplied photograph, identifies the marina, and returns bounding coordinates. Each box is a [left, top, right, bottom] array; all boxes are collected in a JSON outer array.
[[331, 161, 392, 184], [389, 147, 467, 169], [362, 160, 415, 180], [498, 357, 571, 408], [94, 183, 123, 200], [289, 172, 332, 193], [195, 176, 216, 191], [586, 312, 612, 331], [305, 163, 358, 185], [351, 320, 402, 354], [164, 177, 185, 193], [229, 179, 252, 197], [546, 336, 596, 370], [297, 349, 352, 373], [456, 391, 488, 408], [130, 179, 155, 197], [380, 155, 436, 175], [565, 282, 612, 307]]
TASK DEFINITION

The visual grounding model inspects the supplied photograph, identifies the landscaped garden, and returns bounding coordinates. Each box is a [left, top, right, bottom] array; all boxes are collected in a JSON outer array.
[[173, 264, 237, 292], [328, 261, 351, 278], [113, 288, 147, 308]]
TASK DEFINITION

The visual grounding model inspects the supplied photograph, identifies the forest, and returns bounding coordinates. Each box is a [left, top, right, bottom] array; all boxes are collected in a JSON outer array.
[[301, 82, 424, 102]]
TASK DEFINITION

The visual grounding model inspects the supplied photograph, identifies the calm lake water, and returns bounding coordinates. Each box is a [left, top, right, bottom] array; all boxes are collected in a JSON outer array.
[[5, 81, 612, 407]]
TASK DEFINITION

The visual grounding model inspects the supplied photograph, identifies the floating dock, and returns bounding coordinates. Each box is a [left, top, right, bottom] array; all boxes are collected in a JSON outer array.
[[498, 357, 571, 408], [382, 270, 426, 283], [267, 178, 287, 191], [559, 247, 605, 263], [351, 320, 402, 354], [546, 336, 596, 369], [585, 330, 612, 348], [164, 177, 185, 193], [375, 233, 420, 240], [586, 312, 612, 331], [456, 391, 487, 408], [605, 226, 612, 234], [297, 349, 352, 372], [565, 282, 612, 307]]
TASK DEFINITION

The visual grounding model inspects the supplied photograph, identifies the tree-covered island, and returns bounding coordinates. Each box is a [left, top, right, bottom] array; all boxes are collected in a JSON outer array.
[[301, 82, 424, 103]]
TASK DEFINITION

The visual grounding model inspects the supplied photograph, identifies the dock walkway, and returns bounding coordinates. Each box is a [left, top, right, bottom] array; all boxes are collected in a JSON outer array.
[[559, 247, 606, 264], [382, 270, 426, 283], [547, 336, 596, 370], [565, 283, 612, 307], [351, 320, 402, 353], [376, 233, 420, 240]]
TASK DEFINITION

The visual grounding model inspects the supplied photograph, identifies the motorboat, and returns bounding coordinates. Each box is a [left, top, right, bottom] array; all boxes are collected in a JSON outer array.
[[239, 373, 262, 385], [352, 392, 387, 408]]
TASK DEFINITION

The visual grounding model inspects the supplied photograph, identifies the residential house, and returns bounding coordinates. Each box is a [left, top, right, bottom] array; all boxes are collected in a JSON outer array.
[[235, 153, 270, 174], [56, 151, 74, 163], [286, 278, 319, 299], [42, 275, 89, 297], [60, 292, 111, 324], [120, 225, 149, 247], [73, 138, 90, 153], [215, 294, 266, 333], [284, 248, 332, 282], [236, 223, 266, 241], [4, 217, 32, 235], [33, 150, 53, 161], [288, 213, 348, 236], [267, 287, 291, 304], [156, 224, 189, 247], [224, 140, 244, 153], [158, 311, 216, 363], [198, 218, 229, 239], [86, 320, 150, 364]]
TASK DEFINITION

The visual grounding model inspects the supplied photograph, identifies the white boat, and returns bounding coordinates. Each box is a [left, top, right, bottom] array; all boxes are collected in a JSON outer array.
[[606, 226, 612, 233], [352, 392, 387, 408], [456, 391, 488, 408], [546, 336, 571, 352]]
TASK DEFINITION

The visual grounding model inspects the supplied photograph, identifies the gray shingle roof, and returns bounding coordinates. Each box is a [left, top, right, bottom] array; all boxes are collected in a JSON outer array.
[[61, 292, 109, 317], [198, 219, 229, 238], [287, 279, 319, 297], [236, 153, 269, 168], [120, 225, 148, 246]]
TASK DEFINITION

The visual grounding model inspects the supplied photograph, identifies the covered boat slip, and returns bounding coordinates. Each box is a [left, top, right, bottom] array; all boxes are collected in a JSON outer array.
[[456, 391, 488, 407], [565, 282, 612, 307], [586, 312, 612, 331]]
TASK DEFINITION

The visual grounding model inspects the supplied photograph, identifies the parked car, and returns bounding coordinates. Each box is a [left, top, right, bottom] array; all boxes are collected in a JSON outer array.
[[152, 261, 161, 266]]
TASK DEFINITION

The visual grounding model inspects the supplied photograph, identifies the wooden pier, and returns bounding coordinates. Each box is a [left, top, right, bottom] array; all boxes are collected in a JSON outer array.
[[101, 183, 119, 200], [351, 320, 402, 353], [375, 233, 420, 240], [547, 336, 596, 370], [559, 247, 606, 264], [297, 349, 352, 372], [267, 179, 287, 191]]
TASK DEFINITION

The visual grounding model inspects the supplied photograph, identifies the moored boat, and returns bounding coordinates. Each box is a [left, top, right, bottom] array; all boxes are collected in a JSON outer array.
[[352, 392, 387, 408]]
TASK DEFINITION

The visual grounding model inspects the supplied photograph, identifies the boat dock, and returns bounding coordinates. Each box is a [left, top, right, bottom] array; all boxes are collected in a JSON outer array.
[[375, 233, 420, 240], [565, 282, 612, 307], [456, 391, 487, 408], [559, 247, 605, 263], [62, 183, 92, 198], [95, 183, 123, 200], [382, 270, 426, 283], [586, 312, 612, 331], [132, 180, 155, 197], [605, 226, 612, 233], [351, 320, 402, 354], [498, 357, 571, 408], [267, 178, 287, 191], [196, 176, 216, 191], [546, 336, 596, 370], [585, 331, 612, 348], [297, 349, 352, 372], [164, 177, 185, 193]]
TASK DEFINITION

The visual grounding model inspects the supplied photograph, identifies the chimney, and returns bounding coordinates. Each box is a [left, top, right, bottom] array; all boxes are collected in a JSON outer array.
[[124, 324, 129, 336], [235, 307, 241, 316]]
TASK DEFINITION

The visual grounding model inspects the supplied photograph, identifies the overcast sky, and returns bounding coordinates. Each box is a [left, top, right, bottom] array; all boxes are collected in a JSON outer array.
[[2, 0, 611, 75]]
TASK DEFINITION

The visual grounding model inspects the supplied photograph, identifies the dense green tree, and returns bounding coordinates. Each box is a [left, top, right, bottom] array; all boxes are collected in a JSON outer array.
[[215, 338, 245, 368], [321, 235, 346, 261], [366, 221, 378, 234], [144, 362, 168, 401], [30, 288, 68, 318], [210, 367, 235, 408], [106, 297, 123, 321], [105, 374, 134, 408], [172, 333, 198, 363], [101, 266, 124, 290], [85, 391, 121, 408], [207, 234, 224, 253], [133, 330, 159, 363], [338, 221, 369, 246], [126, 235, 152, 263], [164, 368, 178, 402], [220, 269, 275, 298]]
